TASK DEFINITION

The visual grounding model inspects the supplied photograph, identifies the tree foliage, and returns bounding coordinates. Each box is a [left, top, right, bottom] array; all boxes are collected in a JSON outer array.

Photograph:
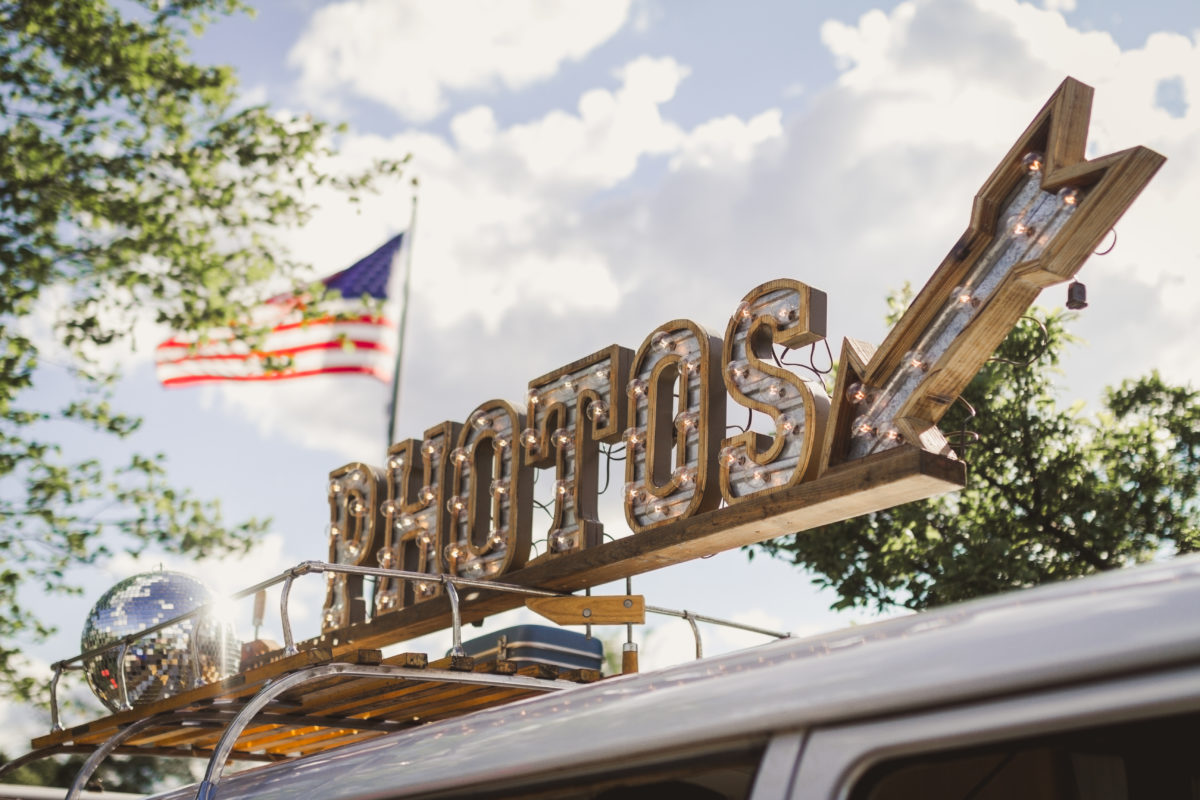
[[0, 0, 403, 703], [754, 295, 1200, 612]]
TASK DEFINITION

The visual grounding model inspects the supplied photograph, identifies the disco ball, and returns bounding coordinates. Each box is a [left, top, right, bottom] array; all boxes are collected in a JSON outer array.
[[81, 570, 240, 712]]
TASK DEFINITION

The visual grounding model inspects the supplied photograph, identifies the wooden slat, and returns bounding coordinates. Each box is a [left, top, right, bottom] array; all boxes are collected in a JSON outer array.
[[526, 595, 645, 625]]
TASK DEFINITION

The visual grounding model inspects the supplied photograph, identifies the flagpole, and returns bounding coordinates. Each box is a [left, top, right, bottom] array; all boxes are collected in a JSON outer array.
[[386, 182, 419, 453]]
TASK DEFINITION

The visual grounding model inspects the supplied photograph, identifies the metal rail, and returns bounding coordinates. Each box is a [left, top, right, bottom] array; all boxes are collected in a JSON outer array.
[[191, 662, 574, 800]]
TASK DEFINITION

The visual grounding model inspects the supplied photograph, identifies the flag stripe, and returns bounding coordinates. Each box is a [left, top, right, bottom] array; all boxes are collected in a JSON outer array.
[[155, 338, 389, 366], [161, 365, 390, 388], [156, 343, 394, 385]]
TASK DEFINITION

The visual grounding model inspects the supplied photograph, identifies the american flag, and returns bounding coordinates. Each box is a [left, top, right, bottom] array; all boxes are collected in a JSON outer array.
[[155, 235, 403, 387]]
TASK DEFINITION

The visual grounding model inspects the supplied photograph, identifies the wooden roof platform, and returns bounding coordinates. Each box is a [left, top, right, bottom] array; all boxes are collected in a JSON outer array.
[[30, 647, 600, 763]]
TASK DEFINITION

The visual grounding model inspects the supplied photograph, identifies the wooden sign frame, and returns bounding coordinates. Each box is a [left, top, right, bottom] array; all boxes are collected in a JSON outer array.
[[311, 78, 1163, 656]]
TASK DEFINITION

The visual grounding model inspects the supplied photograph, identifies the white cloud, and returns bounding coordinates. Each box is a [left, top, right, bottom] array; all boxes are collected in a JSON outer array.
[[288, 0, 633, 121]]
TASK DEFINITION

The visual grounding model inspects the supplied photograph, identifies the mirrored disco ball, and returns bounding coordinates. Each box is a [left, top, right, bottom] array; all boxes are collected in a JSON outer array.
[[81, 570, 240, 712]]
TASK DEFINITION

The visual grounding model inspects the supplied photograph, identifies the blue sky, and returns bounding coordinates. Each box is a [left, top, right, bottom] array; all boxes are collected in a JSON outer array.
[[7, 0, 1200, 747]]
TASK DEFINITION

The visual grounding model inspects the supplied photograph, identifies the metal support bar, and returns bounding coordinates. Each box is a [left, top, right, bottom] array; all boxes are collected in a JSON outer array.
[[66, 714, 163, 800], [645, 605, 791, 640], [683, 611, 703, 660], [48, 664, 64, 732], [193, 663, 572, 800], [116, 642, 131, 711], [444, 579, 465, 656], [189, 622, 203, 688]]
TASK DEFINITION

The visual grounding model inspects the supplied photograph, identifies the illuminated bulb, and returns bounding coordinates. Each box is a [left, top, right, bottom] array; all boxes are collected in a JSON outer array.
[[415, 581, 431, 595], [628, 377, 648, 398], [624, 427, 645, 449], [527, 388, 541, 406], [381, 499, 398, 516], [377, 593, 396, 610], [623, 482, 646, 505], [450, 447, 469, 465], [397, 513, 417, 531], [852, 415, 876, 438], [387, 455, 404, 471], [328, 480, 343, 496], [377, 548, 394, 568], [1021, 151, 1044, 175], [349, 499, 367, 517], [462, 559, 484, 578], [487, 530, 506, 550], [950, 285, 980, 311], [471, 414, 492, 431], [778, 414, 798, 435], [679, 357, 700, 376], [328, 523, 341, 539], [776, 303, 798, 323], [446, 495, 466, 515], [749, 469, 767, 487], [323, 609, 337, 628], [344, 541, 361, 559], [678, 467, 695, 485], [726, 360, 750, 385], [767, 382, 785, 399], [734, 301, 752, 320], [676, 410, 698, 431], [415, 530, 433, 547], [882, 427, 903, 443], [554, 479, 572, 497], [490, 479, 509, 497], [1057, 186, 1079, 206], [444, 543, 463, 561], [652, 501, 668, 518], [1009, 214, 1035, 238], [349, 470, 362, 483], [421, 440, 440, 457], [586, 399, 609, 424], [548, 530, 572, 553], [418, 485, 436, 504], [562, 377, 575, 392], [901, 349, 928, 373], [493, 434, 511, 450], [594, 366, 610, 383], [651, 331, 676, 352], [846, 382, 872, 405], [520, 428, 540, 449], [551, 427, 573, 449], [720, 446, 744, 468]]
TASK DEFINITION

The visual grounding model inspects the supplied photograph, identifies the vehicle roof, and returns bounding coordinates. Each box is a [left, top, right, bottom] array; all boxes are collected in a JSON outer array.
[[150, 556, 1200, 800]]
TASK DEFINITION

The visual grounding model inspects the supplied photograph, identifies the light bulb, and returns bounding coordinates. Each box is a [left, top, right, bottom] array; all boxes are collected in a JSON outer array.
[[586, 399, 609, 424], [397, 513, 417, 531], [520, 428, 540, 448], [767, 382, 786, 399], [381, 499, 398, 516], [416, 530, 433, 547], [1022, 151, 1044, 175], [349, 470, 362, 483], [450, 447, 469, 465], [328, 480, 343, 495], [490, 479, 509, 497], [527, 388, 541, 406], [882, 427, 902, 443], [623, 482, 646, 505], [734, 301, 752, 320], [679, 357, 699, 376], [421, 440, 439, 457], [463, 559, 484, 578], [446, 495, 466, 515], [624, 427, 644, 448], [1057, 186, 1079, 206], [852, 415, 876, 438], [471, 414, 492, 431], [749, 469, 767, 487], [721, 446, 744, 468], [901, 349, 928, 373], [950, 285, 980, 311], [493, 434, 511, 450], [554, 479, 572, 497], [349, 499, 367, 517], [562, 377, 575, 392], [652, 501, 668, 517], [676, 410, 698, 431], [387, 455, 404, 471], [846, 382, 872, 405], [551, 427, 573, 449], [778, 414, 798, 435], [726, 360, 750, 385], [418, 485, 435, 504], [549, 529, 572, 553], [377, 593, 396, 610], [328, 523, 341, 539], [444, 543, 463, 561], [651, 331, 676, 352], [377, 547, 394, 568], [776, 303, 798, 323], [594, 366, 610, 383], [487, 530, 506, 550], [1008, 214, 1035, 238], [628, 377, 648, 398], [678, 467, 695, 485]]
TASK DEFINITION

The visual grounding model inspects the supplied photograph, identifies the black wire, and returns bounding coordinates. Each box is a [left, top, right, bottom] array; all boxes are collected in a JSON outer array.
[[987, 315, 1049, 367], [726, 406, 753, 434], [961, 752, 1016, 800]]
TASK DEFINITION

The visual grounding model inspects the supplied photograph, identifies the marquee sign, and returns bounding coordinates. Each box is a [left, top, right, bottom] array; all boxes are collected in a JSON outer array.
[[314, 78, 1163, 653]]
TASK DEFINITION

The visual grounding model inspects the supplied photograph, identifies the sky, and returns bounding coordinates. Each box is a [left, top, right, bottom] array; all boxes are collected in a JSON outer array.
[[6, 0, 1200, 753]]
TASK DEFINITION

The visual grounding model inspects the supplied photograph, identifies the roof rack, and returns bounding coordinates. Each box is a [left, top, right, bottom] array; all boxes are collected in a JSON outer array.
[[3, 562, 789, 800]]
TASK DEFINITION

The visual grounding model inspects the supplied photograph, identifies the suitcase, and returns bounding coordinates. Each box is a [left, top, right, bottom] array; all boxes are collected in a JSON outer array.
[[455, 624, 604, 671]]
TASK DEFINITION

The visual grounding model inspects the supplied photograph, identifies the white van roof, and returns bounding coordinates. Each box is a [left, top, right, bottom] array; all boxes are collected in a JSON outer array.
[[149, 555, 1200, 799]]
